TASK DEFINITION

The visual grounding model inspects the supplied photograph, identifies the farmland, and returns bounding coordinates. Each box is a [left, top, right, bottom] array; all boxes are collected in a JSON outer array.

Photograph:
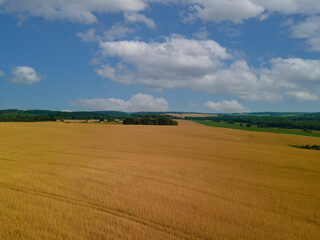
[[0, 121, 320, 240], [193, 120, 320, 138]]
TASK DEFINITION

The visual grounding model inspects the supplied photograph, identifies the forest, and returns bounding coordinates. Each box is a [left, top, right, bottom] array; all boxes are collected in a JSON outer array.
[[0, 110, 178, 125], [185, 113, 320, 131], [123, 117, 178, 125]]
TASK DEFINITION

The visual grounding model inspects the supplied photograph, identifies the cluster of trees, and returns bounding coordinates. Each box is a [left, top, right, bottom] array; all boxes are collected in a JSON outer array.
[[186, 114, 320, 130], [123, 117, 178, 125], [296, 145, 320, 150]]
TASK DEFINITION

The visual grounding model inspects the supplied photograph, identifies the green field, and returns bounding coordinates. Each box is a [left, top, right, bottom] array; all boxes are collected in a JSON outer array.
[[192, 120, 320, 138]]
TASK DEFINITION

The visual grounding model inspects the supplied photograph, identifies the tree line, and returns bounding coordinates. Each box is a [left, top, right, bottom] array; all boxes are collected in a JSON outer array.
[[0, 116, 57, 122], [0, 110, 129, 122], [293, 145, 320, 150], [185, 114, 320, 130], [123, 117, 178, 125], [0, 110, 179, 125]]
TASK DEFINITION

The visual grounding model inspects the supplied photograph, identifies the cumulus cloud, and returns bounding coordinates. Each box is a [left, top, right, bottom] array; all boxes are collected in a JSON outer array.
[[70, 93, 169, 112], [95, 36, 320, 103], [204, 100, 249, 113], [2, 0, 320, 26], [290, 16, 320, 51], [10, 66, 43, 84], [231, 58, 320, 102], [0, 0, 146, 24], [97, 36, 232, 87], [286, 91, 319, 102], [184, 0, 320, 24], [261, 58, 320, 84], [0, 70, 4, 77], [191, 0, 264, 24], [124, 12, 156, 29]]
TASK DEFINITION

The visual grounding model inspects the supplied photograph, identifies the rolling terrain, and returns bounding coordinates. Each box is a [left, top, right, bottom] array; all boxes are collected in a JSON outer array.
[[193, 120, 320, 138], [0, 120, 319, 240]]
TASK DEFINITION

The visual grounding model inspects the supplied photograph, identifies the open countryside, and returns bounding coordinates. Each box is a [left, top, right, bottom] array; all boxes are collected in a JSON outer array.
[[193, 120, 320, 138], [1, 120, 319, 240]]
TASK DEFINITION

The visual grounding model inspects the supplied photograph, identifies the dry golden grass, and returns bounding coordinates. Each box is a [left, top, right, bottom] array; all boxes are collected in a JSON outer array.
[[0, 120, 319, 240]]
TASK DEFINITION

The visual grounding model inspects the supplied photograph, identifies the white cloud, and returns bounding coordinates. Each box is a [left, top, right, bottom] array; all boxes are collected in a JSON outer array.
[[0, 70, 4, 77], [96, 63, 134, 84], [124, 12, 156, 29], [97, 36, 232, 87], [204, 100, 249, 113], [184, 0, 320, 24], [2, 0, 320, 26], [286, 91, 319, 102], [96, 37, 251, 95], [290, 16, 320, 51], [253, 0, 320, 15], [10, 66, 43, 84], [70, 94, 169, 112], [102, 24, 134, 41], [77, 28, 98, 42], [191, 0, 264, 24], [262, 58, 320, 84], [243, 58, 320, 102], [1, 0, 146, 24], [196, 60, 259, 97], [78, 24, 134, 42], [95, 64, 116, 80], [95, 36, 320, 103]]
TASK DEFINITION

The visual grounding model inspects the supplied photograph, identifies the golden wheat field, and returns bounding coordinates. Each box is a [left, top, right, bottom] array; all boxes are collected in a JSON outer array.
[[0, 120, 319, 240]]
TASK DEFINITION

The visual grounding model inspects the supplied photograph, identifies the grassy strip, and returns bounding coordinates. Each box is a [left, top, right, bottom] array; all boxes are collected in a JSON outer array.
[[192, 120, 320, 138]]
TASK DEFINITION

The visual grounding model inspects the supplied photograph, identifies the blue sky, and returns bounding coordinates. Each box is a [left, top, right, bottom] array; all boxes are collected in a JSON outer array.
[[1, 0, 320, 113]]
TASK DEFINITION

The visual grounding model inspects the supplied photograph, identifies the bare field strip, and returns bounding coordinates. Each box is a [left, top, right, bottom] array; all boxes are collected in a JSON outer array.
[[0, 121, 320, 240]]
